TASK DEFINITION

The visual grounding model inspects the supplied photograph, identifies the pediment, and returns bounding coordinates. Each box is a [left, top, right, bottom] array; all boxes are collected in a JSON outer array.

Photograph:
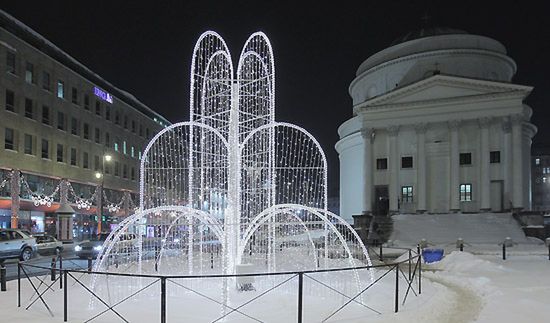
[[363, 75, 532, 107]]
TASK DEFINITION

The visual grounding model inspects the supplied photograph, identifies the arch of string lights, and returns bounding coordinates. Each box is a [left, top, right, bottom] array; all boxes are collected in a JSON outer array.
[[94, 32, 373, 285]]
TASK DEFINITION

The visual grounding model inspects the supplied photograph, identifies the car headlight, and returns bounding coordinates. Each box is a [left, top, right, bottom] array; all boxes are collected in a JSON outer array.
[[93, 245, 103, 251], [74, 245, 82, 252]]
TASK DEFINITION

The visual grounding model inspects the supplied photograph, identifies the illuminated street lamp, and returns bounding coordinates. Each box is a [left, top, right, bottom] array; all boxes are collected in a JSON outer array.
[[96, 154, 112, 234]]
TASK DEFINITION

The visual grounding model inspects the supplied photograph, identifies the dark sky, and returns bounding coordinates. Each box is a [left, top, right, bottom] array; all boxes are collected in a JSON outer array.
[[2, 1, 549, 195]]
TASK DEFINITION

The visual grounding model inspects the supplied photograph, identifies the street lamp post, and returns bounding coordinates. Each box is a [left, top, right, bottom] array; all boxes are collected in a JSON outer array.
[[95, 154, 112, 235]]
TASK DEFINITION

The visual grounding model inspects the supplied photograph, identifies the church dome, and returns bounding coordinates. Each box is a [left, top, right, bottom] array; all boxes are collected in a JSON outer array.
[[349, 28, 517, 106]]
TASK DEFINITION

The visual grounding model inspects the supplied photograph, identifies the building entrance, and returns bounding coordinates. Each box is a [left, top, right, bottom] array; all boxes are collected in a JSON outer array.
[[374, 185, 389, 216]]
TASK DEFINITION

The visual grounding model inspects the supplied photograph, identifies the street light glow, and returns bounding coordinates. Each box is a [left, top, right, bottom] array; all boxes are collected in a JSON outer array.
[[104, 155, 112, 162], [95, 172, 102, 179]]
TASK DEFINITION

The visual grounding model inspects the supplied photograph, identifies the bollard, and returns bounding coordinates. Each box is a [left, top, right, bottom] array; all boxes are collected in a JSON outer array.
[[379, 244, 383, 262], [298, 272, 304, 323], [502, 243, 506, 260], [51, 257, 57, 281], [394, 264, 399, 313], [64, 270, 68, 322], [59, 255, 63, 289], [87, 257, 93, 272], [1, 263, 6, 292], [210, 252, 214, 269], [457, 238, 464, 252], [408, 249, 412, 281], [160, 277, 166, 323]]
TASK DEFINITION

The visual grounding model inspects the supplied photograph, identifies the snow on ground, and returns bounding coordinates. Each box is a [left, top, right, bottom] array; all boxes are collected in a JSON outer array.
[[1, 247, 549, 322]]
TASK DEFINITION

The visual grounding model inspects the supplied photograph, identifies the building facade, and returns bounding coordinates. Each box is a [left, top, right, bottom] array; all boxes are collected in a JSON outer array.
[[531, 148, 550, 211], [336, 28, 536, 221], [0, 10, 168, 238]]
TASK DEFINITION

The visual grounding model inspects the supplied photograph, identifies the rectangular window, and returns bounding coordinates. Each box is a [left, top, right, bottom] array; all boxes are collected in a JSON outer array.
[[41, 139, 49, 159], [5, 89, 15, 112], [401, 186, 413, 203], [490, 151, 500, 163], [131, 120, 136, 133], [71, 87, 78, 104], [42, 71, 50, 91], [114, 161, 120, 176], [535, 158, 540, 165], [42, 106, 50, 125], [376, 158, 387, 170], [56, 144, 63, 162], [83, 123, 90, 140], [94, 128, 100, 143], [94, 155, 100, 171], [6, 51, 16, 74], [460, 184, 472, 202], [123, 141, 127, 154], [24, 134, 33, 155], [70, 148, 77, 166], [4, 128, 15, 150], [25, 62, 34, 84], [115, 111, 120, 125], [123, 164, 128, 179], [131, 167, 135, 181], [138, 151, 142, 160], [84, 94, 90, 110], [123, 115, 128, 129], [105, 132, 110, 147], [114, 142, 119, 152], [460, 153, 472, 165], [131, 146, 135, 158], [146, 128, 150, 139], [57, 112, 65, 131], [57, 80, 64, 99], [24, 98, 33, 119], [401, 156, 413, 168], [71, 117, 78, 135], [95, 101, 101, 116], [105, 108, 110, 121], [83, 152, 89, 169]]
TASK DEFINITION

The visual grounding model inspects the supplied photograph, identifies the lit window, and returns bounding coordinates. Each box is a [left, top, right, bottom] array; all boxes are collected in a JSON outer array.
[[25, 62, 34, 84], [114, 142, 119, 152], [460, 184, 472, 202], [138, 151, 142, 160], [536, 158, 540, 165], [401, 186, 413, 203], [544, 177, 547, 183], [57, 80, 64, 99], [131, 146, 135, 158], [123, 141, 127, 154]]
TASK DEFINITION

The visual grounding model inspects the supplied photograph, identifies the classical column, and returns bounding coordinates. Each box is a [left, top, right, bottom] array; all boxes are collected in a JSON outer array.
[[479, 117, 491, 211], [415, 123, 428, 213], [124, 191, 131, 217], [511, 114, 524, 210], [449, 120, 460, 212], [388, 125, 399, 214], [10, 169, 20, 228], [361, 128, 375, 215], [502, 119, 512, 210]]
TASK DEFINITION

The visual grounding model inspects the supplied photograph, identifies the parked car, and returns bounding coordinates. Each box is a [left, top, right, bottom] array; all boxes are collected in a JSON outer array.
[[35, 234, 64, 255], [0, 229, 37, 261], [74, 233, 138, 259]]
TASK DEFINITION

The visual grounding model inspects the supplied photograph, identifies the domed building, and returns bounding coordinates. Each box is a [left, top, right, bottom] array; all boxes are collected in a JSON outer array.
[[336, 28, 537, 221]]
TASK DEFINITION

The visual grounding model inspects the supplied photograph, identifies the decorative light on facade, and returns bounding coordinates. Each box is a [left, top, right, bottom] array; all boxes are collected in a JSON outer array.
[[31, 194, 54, 207]]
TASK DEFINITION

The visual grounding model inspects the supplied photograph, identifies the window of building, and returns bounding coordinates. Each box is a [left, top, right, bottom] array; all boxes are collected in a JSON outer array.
[[71, 118, 78, 135], [123, 141, 127, 154], [139, 124, 143, 137], [57, 112, 65, 131], [83, 123, 89, 140], [24, 98, 33, 119], [131, 120, 136, 133], [4, 128, 15, 150], [490, 151, 500, 163], [138, 151, 142, 160], [401, 156, 413, 168], [70, 148, 77, 166], [56, 144, 63, 162], [5, 89, 15, 112], [83, 152, 89, 169], [123, 164, 128, 179], [401, 186, 413, 203], [460, 153, 472, 165], [57, 80, 64, 99], [84, 94, 90, 110], [123, 115, 128, 129], [105, 164, 111, 174], [544, 177, 547, 183], [376, 158, 387, 170], [543, 167, 550, 174], [131, 167, 135, 181], [105, 108, 110, 121], [94, 128, 100, 143], [95, 101, 102, 116], [146, 128, 150, 139], [460, 184, 472, 202], [42, 71, 50, 91], [131, 146, 135, 158], [94, 155, 100, 171], [114, 142, 119, 152], [535, 158, 540, 165], [25, 62, 34, 84], [114, 161, 120, 176], [6, 51, 16, 74], [41, 139, 49, 159], [115, 111, 120, 125], [24, 134, 33, 155], [105, 132, 110, 147], [71, 87, 78, 105], [42, 105, 50, 125]]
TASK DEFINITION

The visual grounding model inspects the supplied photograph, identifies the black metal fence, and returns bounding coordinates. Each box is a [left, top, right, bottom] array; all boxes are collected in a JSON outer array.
[[15, 249, 422, 323]]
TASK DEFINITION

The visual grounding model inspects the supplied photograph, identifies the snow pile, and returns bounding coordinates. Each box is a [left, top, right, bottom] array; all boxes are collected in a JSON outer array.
[[391, 213, 529, 245]]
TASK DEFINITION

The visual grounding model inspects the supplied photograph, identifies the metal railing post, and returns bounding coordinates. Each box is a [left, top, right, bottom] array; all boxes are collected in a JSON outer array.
[[0, 262, 6, 292], [161, 277, 166, 323], [394, 265, 399, 313], [17, 262, 21, 307], [418, 254, 422, 295], [88, 257, 93, 272], [51, 257, 56, 281], [64, 270, 68, 322], [298, 273, 303, 323], [408, 249, 412, 281], [379, 244, 383, 262], [210, 252, 214, 269], [59, 255, 63, 289], [502, 244, 506, 260]]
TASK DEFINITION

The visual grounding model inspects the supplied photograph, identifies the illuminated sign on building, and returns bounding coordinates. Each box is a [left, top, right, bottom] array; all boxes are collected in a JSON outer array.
[[94, 87, 113, 104]]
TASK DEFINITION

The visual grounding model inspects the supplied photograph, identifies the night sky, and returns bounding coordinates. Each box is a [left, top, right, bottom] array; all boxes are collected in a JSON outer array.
[[2, 1, 549, 195]]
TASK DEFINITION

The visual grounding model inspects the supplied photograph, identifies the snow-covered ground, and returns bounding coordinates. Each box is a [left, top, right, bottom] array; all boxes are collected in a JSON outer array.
[[1, 245, 549, 322]]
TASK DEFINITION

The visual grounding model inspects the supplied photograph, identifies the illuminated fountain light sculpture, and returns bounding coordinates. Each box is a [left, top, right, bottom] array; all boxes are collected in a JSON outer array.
[[92, 31, 373, 313]]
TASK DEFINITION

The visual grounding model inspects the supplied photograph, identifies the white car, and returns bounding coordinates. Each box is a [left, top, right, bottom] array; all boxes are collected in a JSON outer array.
[[35, 235, 64, 255], [0, 229, 37, 261]]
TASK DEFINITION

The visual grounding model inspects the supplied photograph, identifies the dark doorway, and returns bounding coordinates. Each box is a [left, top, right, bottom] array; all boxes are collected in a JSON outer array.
[[374, 185, 389, 216]]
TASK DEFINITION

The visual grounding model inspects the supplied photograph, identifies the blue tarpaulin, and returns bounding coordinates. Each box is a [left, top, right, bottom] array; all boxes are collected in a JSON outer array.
[[422, 248, 444, 263]]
